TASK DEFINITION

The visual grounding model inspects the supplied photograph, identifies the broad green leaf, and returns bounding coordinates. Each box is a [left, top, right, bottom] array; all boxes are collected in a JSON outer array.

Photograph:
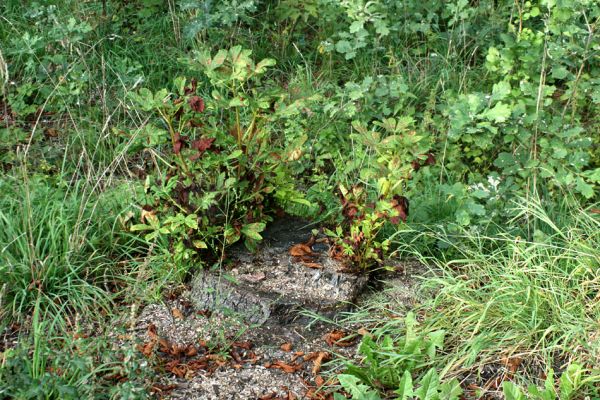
[[575, 178, 595, 199], [560, 363, 583, 399], [227, 149, 244, 160], [482, 101, 511, 122], [403, 312, 418, 352], [395, 371, 413, 400], [439, 379, 463, 399], [425, 330, 445, 359], [335, 40, 353, 54], [184, 214, 198, 229], [337, 374, 382, 400], [241, 222, 266, 241], [494, 152, 516, 169], [255, 58, 276, 74], [193, 240, 207, 249], [349, 21, 364, 33], [502, 381, 526, 400], [491, 81, 511, 101], [415, 368, 439, 400], [174, 76, 186, 95]]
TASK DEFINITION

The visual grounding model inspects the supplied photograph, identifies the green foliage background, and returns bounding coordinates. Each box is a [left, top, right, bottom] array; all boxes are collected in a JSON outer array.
[[0, 0, 598, 398]]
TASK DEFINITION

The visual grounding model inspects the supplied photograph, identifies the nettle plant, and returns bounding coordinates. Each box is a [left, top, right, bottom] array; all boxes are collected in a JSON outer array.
[[337, 312, 462, 400], [129, 46, 308, 264], [326, 117, 431, 270]]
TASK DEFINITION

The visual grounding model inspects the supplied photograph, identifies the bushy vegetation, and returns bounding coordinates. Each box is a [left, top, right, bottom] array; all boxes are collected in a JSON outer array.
[[0, 0, 598, 398]]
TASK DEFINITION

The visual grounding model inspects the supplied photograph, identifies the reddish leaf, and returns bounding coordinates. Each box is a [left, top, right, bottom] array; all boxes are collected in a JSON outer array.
[[184, 78, 198, 95], [425, 152, 436, 165], [189, 96, 205, 113], [390, 195, 409, 224], [191, 137, 215, 152], [173, 141, 182, 154]]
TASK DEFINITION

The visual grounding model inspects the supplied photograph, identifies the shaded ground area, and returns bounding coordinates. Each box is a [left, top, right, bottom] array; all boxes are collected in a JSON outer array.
[[130, 219, 430, 399]]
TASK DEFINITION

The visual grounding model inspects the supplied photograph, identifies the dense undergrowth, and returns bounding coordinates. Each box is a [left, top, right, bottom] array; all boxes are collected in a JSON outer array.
[[0, 0, 598, 398]]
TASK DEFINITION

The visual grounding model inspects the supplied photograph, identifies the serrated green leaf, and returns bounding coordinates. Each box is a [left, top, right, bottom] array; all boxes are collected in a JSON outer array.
[[338, 374, 382, 400], [482, 101, 511, 122], [415, 368, 439, 399], [575, 178, 595, 199], [439, 378, 463, 399], [395, 371, 413, 400], [335, 40, 352, 54], [503, 381, 526, 400], [494, 152, 516, 169], [349, 21, 364, 33]]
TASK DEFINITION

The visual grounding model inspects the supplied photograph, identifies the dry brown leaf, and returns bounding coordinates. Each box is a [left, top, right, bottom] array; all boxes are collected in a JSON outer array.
[[240, 272, 267, 283], [357, 327, 370, 336], [271, 360, 301, 374], [280, 342, 293, 352], [287, 391, 298, 400], [232, 341, 253, 350], [140, 208, 157, 224], [147, 323, 158, 340], [311, 352, 330, 375], [289, 243, 314, 257], [171, 307, 184, 320], [290, 351, 304, 363], [158, 338, 170, 353], [170, 343, 188, 356], [315, 375, 325, 387], [151, 383, 177, 394], [301, 262, 323, 269], [231, 349, 243, 363], [137, 341, 155, 357], [245, 351, 259, 364], [501, 356, 523, 373], [185, 345, 198, 357], [324, 330, 354, 347], [45, 128, 59, 138]]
